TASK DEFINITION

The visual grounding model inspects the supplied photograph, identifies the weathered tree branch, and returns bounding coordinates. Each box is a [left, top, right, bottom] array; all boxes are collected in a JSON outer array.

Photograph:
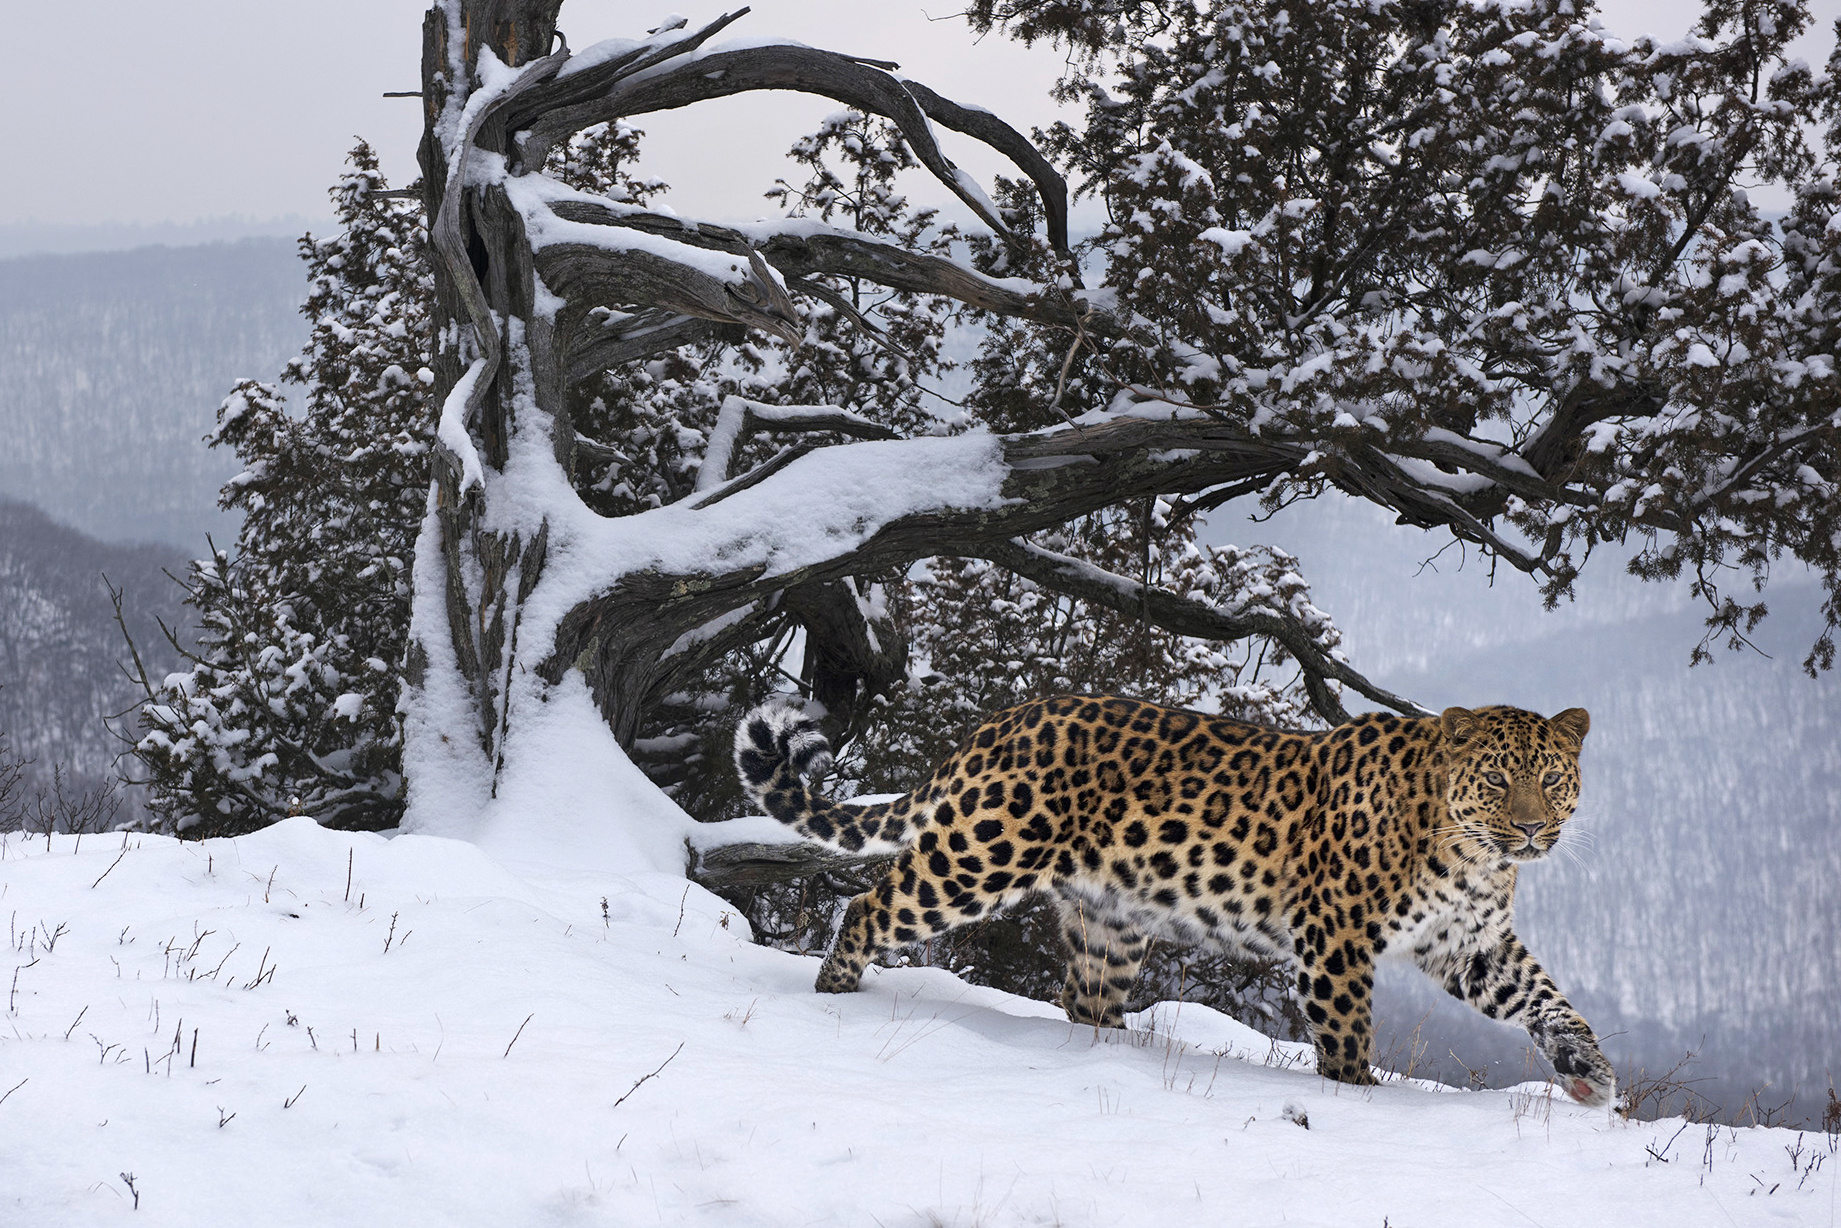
[[538, 197, 1105, 340], [565, 310, 742, 386], [963, 538, 1431, 722], [533, 237, 803, 351], [540, 416, 1317, 739], [688, 839, 897, 888], [512, 39, 1067, 255], [697, 396, 901, 494]]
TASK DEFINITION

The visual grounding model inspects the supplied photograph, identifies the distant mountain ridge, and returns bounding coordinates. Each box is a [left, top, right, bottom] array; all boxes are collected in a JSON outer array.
[[0, 499, 190, 787], [0, 238, 306, 548], [0, 218, 327, 260]]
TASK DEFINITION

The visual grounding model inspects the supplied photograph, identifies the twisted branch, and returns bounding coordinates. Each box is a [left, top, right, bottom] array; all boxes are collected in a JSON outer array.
[[966, 538, 1429, 723]]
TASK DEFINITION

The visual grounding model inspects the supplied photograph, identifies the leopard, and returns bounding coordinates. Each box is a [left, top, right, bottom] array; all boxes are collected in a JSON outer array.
[[734, 694, 1616, 1106]]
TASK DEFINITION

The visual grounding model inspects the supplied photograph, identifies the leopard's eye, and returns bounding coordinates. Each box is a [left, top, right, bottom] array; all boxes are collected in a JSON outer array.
[[1542, 771, 1563, 788], [1482, 771, 1508, 788]]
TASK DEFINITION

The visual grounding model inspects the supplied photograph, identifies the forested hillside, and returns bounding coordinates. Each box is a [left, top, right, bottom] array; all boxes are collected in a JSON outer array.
[[0, 500, 189, 793], [0, 239, 303, 548]]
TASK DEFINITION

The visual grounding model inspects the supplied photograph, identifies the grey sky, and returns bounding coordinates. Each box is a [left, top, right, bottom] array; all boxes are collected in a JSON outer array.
[[6, 0, 1836, 238]]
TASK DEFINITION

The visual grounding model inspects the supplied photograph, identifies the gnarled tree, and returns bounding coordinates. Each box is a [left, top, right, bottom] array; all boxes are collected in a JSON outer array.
[[402, 0, 1838, 861]]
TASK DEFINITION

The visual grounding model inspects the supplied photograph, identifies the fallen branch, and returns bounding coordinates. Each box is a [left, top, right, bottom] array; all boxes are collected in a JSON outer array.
[[612, 1041, 685, 1109], [690, 840, 898, 888]]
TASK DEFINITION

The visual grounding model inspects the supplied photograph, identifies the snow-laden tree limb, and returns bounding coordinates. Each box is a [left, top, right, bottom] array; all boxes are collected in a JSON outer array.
[[525, 193, 1107, 369], [530, 413, 1436, 742]]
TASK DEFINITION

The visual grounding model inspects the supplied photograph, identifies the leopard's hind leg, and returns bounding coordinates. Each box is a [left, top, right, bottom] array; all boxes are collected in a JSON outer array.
[[1054, 894, 1147, 1029], [815, 844, 1029, 994]]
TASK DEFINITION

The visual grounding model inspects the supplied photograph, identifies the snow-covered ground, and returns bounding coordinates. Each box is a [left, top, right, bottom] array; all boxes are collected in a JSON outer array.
[[5, 817, 1835, 1226]]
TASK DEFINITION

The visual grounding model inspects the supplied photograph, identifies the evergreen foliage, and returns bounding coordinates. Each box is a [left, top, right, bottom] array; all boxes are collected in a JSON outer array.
[[128, 143, 432, 835], [968, 0, 1841, 673]]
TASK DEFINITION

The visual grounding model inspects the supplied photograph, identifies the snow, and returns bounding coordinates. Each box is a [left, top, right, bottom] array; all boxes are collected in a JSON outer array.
[[467, 672, 693, 878], [399, 493, 496, 843], [5, 814, 1835, 1226], [1616, 171, 1663, 200], [504, 174, 765, 290], [695, 395, 752, 493], [1383, 453, 1496, 494], [1197, 226, 1254, 256], [950, 166, 1004, 231], [1421, 427, 1543, 480], [436, 356, 489, 493]]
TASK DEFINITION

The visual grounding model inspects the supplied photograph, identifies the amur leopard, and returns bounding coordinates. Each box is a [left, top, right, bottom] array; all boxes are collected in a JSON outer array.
[[734, 694, 1615, 1106]]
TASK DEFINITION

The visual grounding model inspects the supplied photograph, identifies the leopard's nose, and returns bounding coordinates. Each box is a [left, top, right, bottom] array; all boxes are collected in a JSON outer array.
[[1513, 820, 1542, 841]]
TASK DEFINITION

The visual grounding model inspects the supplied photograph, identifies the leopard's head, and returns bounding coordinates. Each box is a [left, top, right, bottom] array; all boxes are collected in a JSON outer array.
[[1440, 705, 1589, 863]]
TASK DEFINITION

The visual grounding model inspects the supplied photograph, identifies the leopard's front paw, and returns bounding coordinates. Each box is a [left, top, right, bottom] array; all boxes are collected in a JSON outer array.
[[1550, 1034, 1616, 1107]]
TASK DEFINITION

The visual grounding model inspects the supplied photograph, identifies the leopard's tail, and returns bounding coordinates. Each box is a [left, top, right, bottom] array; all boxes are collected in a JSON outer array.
[[733, 703, 918, 855]]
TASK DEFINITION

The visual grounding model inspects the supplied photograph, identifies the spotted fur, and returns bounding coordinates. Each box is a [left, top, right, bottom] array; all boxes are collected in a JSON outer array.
[[735, 695, 1615, 1105]]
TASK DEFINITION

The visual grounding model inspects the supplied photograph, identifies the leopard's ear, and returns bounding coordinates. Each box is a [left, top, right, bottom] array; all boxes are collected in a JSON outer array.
[[1440, 707, 1481, 746], [1549, 707, 1590, 746]]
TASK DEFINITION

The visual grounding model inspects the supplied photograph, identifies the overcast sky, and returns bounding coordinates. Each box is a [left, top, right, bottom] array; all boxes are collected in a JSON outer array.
[[4, 0, 1836, 244]]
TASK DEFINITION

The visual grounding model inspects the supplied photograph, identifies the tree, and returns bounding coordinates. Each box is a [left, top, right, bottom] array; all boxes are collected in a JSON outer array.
[[965, 0, 1841, 670], [127, 143, 432, 835], [402, 0, 1835, 868], [404, 3, 1401, 839]]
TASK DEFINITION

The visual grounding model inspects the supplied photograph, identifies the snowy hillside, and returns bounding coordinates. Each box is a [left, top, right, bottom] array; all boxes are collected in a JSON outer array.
[[6, 815, 1836, 1227]]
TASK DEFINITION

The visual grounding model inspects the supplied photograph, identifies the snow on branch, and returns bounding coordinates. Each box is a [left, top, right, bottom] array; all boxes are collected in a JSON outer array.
[[509, 175, 805, 346], [527, 192, 1104, 351], [438, 357, 491, 493], [696, 396, 901, 494], [536, 418, 1308, 715]]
